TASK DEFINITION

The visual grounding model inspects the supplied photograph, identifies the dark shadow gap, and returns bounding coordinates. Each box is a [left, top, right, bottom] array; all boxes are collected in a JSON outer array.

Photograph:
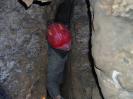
[[33, 1, 51, 6], [18, 0, 29, 9], [85, 0, 104, 99], [54, 0, 75, 28], [0, 85, 11, 99], [18, 0, 51, 9], [47, 0, 75, 98], [53, 0, 104, 98]]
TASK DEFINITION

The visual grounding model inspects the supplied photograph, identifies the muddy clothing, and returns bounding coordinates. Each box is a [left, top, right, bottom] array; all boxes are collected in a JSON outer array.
[[47, 46, 68, 98]]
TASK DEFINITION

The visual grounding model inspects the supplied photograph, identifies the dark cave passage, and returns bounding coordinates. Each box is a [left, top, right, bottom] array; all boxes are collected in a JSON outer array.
[[0, 0, 133, 99], [0, 0, 103, 99], [47, 0, 103, 99]]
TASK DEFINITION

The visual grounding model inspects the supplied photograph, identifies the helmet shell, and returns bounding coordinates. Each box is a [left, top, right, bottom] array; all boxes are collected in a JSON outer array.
[[47, 23, 72, 51]]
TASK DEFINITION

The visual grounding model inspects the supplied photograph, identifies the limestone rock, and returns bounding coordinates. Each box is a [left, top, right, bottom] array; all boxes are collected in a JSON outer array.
[[22, 0, 33, 7], [65, 0, 101, 98], [22, 0, 52, 7], [0, 0, 61, 98], [91, 0, 133, 99], [95, 0, 133, 19]]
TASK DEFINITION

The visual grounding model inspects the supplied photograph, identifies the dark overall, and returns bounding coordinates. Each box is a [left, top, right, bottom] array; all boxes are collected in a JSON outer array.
[[0, 85, 10, 99], [47, 0, 74, 98], [47, 46, 68, 98]]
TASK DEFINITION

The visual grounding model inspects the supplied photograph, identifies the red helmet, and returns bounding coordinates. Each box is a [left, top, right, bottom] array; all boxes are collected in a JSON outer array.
[[47, 23, 72, 51]]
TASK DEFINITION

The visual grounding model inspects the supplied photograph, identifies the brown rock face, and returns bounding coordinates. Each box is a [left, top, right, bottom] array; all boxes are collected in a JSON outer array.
[[90, 0, 133, 99]]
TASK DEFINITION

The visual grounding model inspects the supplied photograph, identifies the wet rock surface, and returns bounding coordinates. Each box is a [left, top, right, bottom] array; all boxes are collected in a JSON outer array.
[[2, 0, 132, 99], [90, 0, 133, 99], [0, 0, 61, 98], [64, 0, 101, 99]]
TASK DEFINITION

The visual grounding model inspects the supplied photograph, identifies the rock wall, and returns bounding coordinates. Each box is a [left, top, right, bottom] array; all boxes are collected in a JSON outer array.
[[90, 0, 133, 99], [0, 0, 61, 98], [64, 0, 101, 98]]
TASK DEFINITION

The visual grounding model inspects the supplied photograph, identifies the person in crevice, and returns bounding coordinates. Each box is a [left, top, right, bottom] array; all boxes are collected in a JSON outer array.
[[46, 0, 74, 99], [47, 23, 72, 99]]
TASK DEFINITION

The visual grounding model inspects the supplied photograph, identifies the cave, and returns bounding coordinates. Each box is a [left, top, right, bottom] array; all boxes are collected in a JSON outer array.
[[51, 0, 102, 99], [0, 0, 133, 99]]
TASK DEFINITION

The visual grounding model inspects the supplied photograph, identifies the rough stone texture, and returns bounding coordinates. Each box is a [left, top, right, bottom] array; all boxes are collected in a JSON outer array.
[[0, 0, 61, 98], [91, 0, 133, 99], [64, 0, 101, 98], [22, 0, 57, 7], [97, 0, 133, 19]]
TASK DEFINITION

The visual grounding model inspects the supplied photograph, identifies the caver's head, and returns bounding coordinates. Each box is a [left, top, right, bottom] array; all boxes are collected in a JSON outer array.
[[47, 23, 72, 51]]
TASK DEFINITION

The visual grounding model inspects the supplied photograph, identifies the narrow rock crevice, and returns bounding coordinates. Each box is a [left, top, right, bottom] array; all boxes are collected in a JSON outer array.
[[53, 0, 103, 98], [85, 0, 104, 98]]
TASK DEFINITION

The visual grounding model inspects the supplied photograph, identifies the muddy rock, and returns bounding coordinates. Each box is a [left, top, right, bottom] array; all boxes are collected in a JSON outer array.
[[91, 0, 133, 99], [64, 0, 101, 99], [0, 0, 61, 98]]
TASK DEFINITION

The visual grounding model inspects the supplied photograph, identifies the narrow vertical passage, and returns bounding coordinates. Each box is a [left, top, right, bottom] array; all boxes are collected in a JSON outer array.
[[54, 0, 75, 27], [47, 0, 74, 98], [65, 0, 102, 98], [85, 0, 104, 98]]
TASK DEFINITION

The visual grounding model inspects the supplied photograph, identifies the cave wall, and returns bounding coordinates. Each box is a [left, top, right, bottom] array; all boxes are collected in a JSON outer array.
[[90, 0, 133, 99], [1, 0, 133, 99], [0, 0, 62, 98], [65, 0, 101, 99]]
